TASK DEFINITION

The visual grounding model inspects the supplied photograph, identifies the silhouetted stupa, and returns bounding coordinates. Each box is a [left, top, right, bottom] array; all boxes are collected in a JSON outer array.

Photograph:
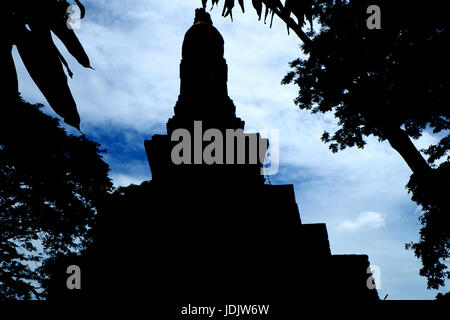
[[142, 8, 379, 304], [47, 8, 378, 311]]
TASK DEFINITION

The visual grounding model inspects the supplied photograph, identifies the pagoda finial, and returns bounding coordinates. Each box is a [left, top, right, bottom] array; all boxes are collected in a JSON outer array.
[[194, 8, 213, 25]]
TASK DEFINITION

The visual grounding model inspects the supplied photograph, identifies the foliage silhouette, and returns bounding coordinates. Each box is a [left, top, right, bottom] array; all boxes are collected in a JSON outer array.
[[2, 0, 91, 129], [282, 0, 449, 288], [435, 290, 450, 301], [0, 97, 112, 300], [405, 164, 450, 289], [203, 0, 314, 44]]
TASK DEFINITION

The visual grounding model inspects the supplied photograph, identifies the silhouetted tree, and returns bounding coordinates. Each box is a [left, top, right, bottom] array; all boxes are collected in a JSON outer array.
[[2, 0, 91, 129], [0, 97, 112, 300], [282, 0, 449, 288], [204, 0, 314, 44], [405, 164, 449, 289], [435, 290, 450, 301]]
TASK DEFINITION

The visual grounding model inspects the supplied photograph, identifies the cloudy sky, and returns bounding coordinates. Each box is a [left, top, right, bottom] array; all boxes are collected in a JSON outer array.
[[13, 0, 448, 299]]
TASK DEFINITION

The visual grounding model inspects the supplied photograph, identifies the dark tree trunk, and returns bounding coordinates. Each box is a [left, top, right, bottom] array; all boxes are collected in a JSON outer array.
[[385, 126, 433, 177]]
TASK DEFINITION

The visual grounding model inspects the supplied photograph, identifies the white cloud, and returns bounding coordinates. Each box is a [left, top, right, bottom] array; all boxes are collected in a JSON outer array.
[[110, 173, 146, 188], [337, 211, 386, 233]]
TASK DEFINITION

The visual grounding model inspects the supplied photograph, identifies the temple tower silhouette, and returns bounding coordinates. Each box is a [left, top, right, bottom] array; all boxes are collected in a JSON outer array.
[[140, 8, 379, 304], [47, 8, 378, 308], [145, 8, 266, 186]]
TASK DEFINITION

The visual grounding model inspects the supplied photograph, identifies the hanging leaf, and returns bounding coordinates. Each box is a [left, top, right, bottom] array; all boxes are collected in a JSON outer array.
[[203, 0, 313, 41], [265, 0, 283, 11], [3, 0, 94, 129], [305, 0, 313, 28], [16, 27, 80, 129], [252, 0, 263, 20], [211, 0, 220, 10], [263, 0, 278, 27], [264, 5, 270, 24], [56, 49, 74, 78], [222, 0, 235, 20], [50, 17, 92, 69], [73, 0, 86, 19], [270, 10, 275, 28], [285, 0, 312, 27], [238, 0, 245, 12]]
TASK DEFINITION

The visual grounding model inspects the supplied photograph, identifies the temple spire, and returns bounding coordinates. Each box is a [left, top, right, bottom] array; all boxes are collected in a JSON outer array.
[[167, 8, 243, 132], [194, 7, 213, 25]]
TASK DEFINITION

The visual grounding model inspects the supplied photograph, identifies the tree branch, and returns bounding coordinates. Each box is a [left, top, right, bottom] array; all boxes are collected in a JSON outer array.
[[264, 3, 312, 46], [385, 126, 433, 177]]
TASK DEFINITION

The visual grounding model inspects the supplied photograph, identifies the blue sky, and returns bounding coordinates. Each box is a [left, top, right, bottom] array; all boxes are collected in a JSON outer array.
[[13, 0, 448, 299]]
